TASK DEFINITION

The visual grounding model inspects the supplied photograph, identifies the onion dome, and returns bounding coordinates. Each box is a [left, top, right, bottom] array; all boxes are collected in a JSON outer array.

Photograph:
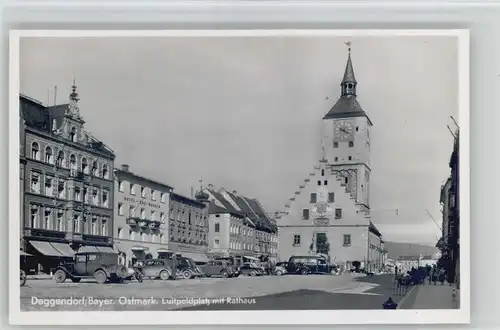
[[195, 189, 209, 202]]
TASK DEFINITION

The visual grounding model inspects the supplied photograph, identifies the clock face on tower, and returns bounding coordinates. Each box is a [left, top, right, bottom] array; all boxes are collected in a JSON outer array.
[[335, 121, 353, 141]]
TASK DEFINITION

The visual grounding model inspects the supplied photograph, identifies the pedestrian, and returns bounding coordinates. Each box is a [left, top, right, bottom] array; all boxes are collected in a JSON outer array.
[[439, 268, 446, 285]]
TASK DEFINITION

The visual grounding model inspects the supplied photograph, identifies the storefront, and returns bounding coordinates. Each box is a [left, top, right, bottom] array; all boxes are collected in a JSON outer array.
[[168, 242, 209, 264], [114, 240, 173, 267]]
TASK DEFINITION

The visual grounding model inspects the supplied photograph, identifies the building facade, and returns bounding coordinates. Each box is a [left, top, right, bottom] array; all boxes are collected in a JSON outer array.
[[168, 192, 209, 263], [277, 47, 384, 271], [113, 164, 173, 266], [203, 185, 278, 263], [438, 129, 459, 286], [20, 85, 116, 273]]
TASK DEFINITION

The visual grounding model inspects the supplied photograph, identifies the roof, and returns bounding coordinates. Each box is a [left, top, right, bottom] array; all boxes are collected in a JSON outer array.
[[114, 169, 173, 192], [170, 192, 206, 208], [342, 52, 357, 83], [20, 95, 115, 158], [322, 96, 372, 124], [207, 201, 243, 218], [369, 222, 382, 237]]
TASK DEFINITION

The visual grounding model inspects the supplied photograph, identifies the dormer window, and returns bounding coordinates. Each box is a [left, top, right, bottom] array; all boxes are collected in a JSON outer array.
[[70, 127, 77, 142]]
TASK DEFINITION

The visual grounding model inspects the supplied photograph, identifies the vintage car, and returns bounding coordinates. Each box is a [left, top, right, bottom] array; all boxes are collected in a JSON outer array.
[[287, 256, 338, 275], [238, 262, 267, 276], [176, 256, 204, 279], [273, 262, 288, 276], [53, 252, 131, 284], [199, 260, 237, 278], [136, 258, 175, 280]]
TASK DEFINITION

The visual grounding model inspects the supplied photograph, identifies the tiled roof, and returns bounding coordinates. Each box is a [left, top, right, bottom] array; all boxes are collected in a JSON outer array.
[[322, 95, 372, 124], [170, 192, 206, 208]]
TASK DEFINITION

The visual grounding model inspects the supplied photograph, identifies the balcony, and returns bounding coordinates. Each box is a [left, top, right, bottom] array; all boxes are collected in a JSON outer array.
[[127, 217, 161, 230]]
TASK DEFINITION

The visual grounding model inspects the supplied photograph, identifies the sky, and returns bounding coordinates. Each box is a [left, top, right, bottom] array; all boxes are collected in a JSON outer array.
[[19, 34, 459, 246]]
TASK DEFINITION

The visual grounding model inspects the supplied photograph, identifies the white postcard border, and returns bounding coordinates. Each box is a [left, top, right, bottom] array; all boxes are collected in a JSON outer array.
[[9, 29, 470, 325]]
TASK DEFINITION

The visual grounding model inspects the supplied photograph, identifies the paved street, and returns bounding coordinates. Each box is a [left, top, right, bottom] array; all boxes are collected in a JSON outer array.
[[21, 274, 404, 311]]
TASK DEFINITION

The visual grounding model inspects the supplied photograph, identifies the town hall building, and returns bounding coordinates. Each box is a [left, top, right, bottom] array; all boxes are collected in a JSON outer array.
[[277, 46, 385, 271]]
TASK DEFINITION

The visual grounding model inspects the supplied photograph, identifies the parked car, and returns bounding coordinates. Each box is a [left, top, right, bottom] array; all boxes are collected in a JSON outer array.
[[176, 256, 204, 279], [273, 262, 288, 276], [199, 260, 237, 278], [238, 262, 267, 276], [136, 258, 175, 280], [287, 256, 338, 275], [53, 252, 131, 284]]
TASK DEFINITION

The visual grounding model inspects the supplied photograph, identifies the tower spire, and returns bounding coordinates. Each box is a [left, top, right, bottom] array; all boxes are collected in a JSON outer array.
[[341, 42, 357, 96], [68, 78, 81, 118]]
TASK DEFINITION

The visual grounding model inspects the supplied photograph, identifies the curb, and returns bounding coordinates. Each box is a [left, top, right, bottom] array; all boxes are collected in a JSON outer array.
[[396, 285, 418, 309]]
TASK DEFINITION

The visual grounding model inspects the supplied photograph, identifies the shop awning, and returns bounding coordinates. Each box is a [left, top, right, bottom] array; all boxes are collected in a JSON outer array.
[[78, 246, 99, 253], [96, 246, 116, 253], [181, 252, 209, 263], [20, 250, 32, 256], [244, 255, 260, 261], [131, 246, 147, 252], [51, 242, 75, 257], [29, 241, 65, 257], [157, 248, 171, 253]]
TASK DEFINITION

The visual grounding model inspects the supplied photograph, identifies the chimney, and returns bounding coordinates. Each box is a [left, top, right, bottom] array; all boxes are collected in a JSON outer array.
[[121, 164, 130, 172], [232, 190, 237, 194]]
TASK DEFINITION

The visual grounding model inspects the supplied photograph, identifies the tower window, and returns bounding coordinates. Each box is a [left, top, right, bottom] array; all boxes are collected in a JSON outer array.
[[334, 157, 338, 162], [348, 83, 353, 89], [356, 126, 359, 132], [321, 169, 325, 176], [345, 177, 349, 184], [348, 156, 352, 161], [317, 180, 321, 186], [349, 141, 354, 148], [324, 180, 328, 185], [333, 142, 339, 148]]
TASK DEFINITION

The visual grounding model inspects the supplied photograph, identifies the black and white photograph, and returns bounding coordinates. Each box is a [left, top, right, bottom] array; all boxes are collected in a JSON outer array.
[[9, 30, 469, 324]]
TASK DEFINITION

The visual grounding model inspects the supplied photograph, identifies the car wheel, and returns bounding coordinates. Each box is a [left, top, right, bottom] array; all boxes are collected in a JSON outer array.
[[330, 269, 337, 275], [71, 278, 82, 283], [54, 269, 67, 283], [182, 270, 192, 279], [205, 274, 212, 278], [94, 270, 107, 284], [276, 270, 283, 276], [220, 270, 229, 278], [159, 270, 171, 281], [20, 270, 27, 287], [250, 270, 257, 276], [301, 268, 308, 275]]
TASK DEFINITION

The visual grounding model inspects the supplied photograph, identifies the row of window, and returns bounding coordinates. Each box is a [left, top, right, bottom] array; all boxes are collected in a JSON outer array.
[[302, 208, 342, 220], [28, 205, 109, 235], [116, 227, 165, 243], [118, 180, 167, 202], [30, 171, 110, 208], [30, 142, 111, 179], [333, 141, 355, 148], [310, 192, 335, 203], [170, 207, 207, 224], [169, 227, 207, 241], [230, 240, 253, 251], [117, 203, 166, 222], [214, 221, 277, 242], [292, 234, 351, 247]]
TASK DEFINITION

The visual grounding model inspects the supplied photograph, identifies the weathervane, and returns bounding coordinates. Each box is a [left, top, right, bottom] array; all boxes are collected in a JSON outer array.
[[344, 41, 352, 52]]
